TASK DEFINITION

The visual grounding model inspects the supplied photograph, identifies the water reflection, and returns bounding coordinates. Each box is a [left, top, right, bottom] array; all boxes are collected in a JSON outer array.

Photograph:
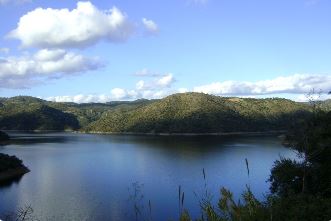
[[0, 176, 24, 189], [6, 132, 72, 145], [0, 132, 296, 221]]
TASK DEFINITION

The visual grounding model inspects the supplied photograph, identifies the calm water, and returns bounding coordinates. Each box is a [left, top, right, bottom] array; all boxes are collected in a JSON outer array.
[[0, 132, 296, 220]]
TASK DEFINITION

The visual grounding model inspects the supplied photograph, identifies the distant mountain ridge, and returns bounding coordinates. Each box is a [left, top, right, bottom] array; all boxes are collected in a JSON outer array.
[[0, 93, 326, 133]]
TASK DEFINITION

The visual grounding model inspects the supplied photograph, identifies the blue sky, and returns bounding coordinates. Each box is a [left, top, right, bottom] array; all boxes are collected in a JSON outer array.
[[0, 0, 330, 102]]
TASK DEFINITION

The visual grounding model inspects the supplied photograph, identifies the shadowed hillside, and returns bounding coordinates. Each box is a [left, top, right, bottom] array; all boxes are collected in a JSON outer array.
[[0, 96, 79, 131], [0, 96, 153, 130]]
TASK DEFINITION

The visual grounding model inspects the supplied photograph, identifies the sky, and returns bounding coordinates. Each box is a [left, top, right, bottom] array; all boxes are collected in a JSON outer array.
[[0, 0, 330, 103]]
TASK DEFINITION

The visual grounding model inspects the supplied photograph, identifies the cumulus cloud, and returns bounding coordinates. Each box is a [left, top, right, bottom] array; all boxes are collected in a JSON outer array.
[[47, 94, 111, 103], [135, 73, 175, 90], [193, 74, 331, 96], [156, 73, 175, 87], [110, 88, 138, 100], [46, 89, 174, 103], [142, 18, 159, 35], [0, 49, 103, 88], [46, 73, 178, 103], [8, 1, 134, 48], [45, 74, 331, 103]]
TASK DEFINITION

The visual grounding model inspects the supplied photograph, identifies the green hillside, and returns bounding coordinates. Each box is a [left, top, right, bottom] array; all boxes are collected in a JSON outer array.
[[0, 93, 320, 133], [47, 98, 153, 127], [0, 96, 79, 131], [0, 96, 153, 131], [85, 93, 311, 133]]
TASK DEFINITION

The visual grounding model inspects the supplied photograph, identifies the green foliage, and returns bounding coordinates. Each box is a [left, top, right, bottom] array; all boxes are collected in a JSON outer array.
[[0, 93, 314, 133], [179, 210, 191, 221], [0, 96, 153, 130], [283, 111, 331, 197], [86, 93, 311, 133], [268, 158, 303, 196]]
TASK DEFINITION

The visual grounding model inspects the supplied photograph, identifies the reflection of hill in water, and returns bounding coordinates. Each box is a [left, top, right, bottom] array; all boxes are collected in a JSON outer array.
[[0, 175, 24, 189], [5, 132, 72, 145], [94, 133, 284, 159]]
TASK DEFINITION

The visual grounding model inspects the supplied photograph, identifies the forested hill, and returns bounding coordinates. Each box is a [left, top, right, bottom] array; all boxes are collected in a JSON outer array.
[[0, 93, 316, 133], [0, 96, 153, 131], [85, 93, 311, 133], [0, 97, 79, 131]]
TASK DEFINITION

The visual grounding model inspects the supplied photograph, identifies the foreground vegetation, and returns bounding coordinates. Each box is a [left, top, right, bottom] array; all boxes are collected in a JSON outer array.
[[176, 107, 331, 221]]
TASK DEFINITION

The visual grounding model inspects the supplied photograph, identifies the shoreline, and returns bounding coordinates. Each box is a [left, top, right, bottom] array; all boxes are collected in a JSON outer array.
[[77, 130, 287, 136], [3, 129, 287, 137]]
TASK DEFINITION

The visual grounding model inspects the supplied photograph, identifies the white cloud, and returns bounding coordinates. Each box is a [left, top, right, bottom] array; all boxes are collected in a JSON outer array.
[[136, 80, 145, 90], [46, 89, 171, 103], [142, 18, 159, 35], [47, 94, 111, 103], [0, 49, 103, 88], [0, 48, 9, 54], [45, 74, 331, 103], [156, 73, 175, 88], [193, 74, 331, 96], [111, 88, 128, 100], [33, 49, 67, 61], [135, 73, 175, 90], [8, 1, 134, 48], [45, 73, 178, 103]]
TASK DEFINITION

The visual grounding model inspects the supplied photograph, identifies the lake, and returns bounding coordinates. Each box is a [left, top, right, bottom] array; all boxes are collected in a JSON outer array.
[[0, 132, 296, 221]]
